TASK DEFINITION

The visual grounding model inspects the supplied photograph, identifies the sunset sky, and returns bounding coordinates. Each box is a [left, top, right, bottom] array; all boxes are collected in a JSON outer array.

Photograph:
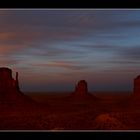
[[0, 9, 140, 92]]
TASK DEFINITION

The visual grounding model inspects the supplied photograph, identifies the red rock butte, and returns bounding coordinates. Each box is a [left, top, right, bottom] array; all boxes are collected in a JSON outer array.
[[0, 67, 35, 105], [74, 80, 89, 97], [129, 75, 140, 107], [0, 67, 19, 93], [133, 75, 140, 95]]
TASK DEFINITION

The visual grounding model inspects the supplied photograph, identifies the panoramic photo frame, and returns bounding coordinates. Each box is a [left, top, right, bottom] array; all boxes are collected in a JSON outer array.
[[0, 9, 140, 133]]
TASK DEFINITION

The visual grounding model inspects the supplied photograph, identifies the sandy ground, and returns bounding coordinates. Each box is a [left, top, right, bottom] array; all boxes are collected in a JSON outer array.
[[0, 91, 140, 130]]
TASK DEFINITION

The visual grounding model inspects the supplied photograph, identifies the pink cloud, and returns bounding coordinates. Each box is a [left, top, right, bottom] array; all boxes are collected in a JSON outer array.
[[30, 60, 88, 70]]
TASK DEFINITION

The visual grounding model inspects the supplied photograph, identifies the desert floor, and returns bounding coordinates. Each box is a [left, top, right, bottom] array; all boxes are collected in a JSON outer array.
[[0, 91, 140, 130]]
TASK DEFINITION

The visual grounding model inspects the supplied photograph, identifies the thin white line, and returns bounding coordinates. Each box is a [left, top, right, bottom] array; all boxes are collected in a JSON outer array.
[[0, 9, 140, 10]]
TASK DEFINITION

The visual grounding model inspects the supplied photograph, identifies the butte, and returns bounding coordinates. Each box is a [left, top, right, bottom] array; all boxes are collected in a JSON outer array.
[[71, 80, 97, 100], [129, 75, 140, 107], [0, 67, 37, 107]]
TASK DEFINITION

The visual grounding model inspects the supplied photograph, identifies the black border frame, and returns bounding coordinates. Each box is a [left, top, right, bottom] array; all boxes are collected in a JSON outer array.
[[0, 0, 140, 139]]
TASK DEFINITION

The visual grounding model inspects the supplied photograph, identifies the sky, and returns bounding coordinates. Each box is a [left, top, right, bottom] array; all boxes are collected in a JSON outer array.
[[0, 9, 140, 92]]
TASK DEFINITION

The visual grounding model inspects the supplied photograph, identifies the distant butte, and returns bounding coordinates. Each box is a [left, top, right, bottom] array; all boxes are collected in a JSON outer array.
[[133, 75, 140, 96], [129, 75, 140, 107], [75, 80, 88, 96], [72, 80, 96, 99]]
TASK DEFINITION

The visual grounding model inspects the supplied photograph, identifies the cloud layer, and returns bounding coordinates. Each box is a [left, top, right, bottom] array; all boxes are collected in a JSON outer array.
[[0, 10, 140, 92]]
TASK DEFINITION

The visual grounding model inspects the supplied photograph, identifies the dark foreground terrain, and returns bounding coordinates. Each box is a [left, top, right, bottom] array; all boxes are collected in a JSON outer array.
[[0, 91, 140, 130]]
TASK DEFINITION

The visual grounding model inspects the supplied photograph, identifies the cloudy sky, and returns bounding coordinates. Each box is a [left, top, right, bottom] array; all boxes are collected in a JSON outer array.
[[0, 9, 140, 92]]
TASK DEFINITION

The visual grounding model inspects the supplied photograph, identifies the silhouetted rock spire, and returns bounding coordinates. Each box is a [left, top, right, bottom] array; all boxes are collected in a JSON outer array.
[[0, 67, 20, 93], [0, 67, 36, 105], [72, 80, 97, 100], [129, 75, 140, 107], [133, 75, 140, 95], [75, 80, 88, 96]]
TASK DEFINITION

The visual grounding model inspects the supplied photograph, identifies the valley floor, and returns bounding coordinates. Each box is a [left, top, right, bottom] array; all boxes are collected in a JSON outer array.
[[0, 91, 140, 130]]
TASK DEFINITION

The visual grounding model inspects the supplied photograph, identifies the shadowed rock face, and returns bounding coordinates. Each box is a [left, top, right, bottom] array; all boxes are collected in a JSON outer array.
[[72, 80, 97, 100], [129, 75, 140, 107], [75, 80, 88, 96], [0, 67, 35, 105], [134, 75, 140, 95], [0, 68, 19, 93]]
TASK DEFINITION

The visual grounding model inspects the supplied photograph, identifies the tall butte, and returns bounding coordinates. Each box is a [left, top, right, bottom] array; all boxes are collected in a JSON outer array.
[[72, 80, 96, 99], [0, 67, 35, 104], [133, 75, 140, 96], [129, 75, 140, 107], [75, 80, 88, 96], [0, 68, 19, 90]]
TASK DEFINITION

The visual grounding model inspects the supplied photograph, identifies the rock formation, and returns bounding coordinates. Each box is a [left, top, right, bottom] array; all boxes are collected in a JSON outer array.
[[0, 68, 19, 93], [71, 80, 98, 100], [0, 67, 35, 105], [129, 75, 140, 108], [75, 80, 88, 96], [133, 75, 140, 96]]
